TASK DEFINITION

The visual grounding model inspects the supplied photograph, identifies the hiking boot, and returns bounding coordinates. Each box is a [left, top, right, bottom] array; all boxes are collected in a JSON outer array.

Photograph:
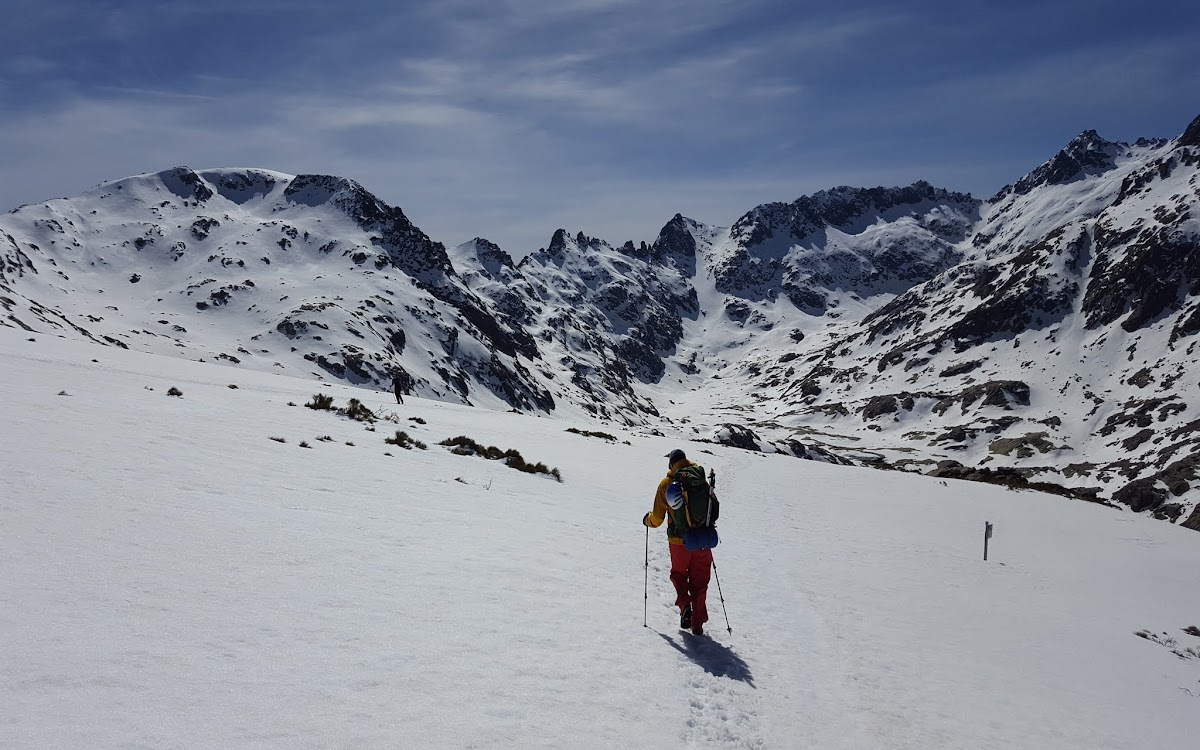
[[691, 623, 704, 636], [680, 605, 692, 630]]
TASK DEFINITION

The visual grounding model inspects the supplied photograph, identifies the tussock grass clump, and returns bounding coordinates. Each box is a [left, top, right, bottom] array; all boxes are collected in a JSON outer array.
[[269, 436, 286, 443], [565, 427, 617, 441], [1136, 629, 1200, 661], [306, 393, 335, 410], [341, 398, 376, 423], [384, 430, 427, 450], [299, 440, 311, 448], [305, 393, 376, 423], [167, 386, 183, 397], [438, 436, 562, 481], [315, 435, 334, 443]]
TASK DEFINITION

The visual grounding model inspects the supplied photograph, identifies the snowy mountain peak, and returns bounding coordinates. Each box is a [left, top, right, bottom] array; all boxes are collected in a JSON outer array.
[[717, 182, 979, 314], [282, 173, 381, 215], [730, 181, 980, 252], [1008, 129, 1128, 196], [448, 237, 516, 280], [1179, 112, 1200, 148], [467, 237, 513, 268], [626, 212, 700, 269], [532, 227, 617, 265], [2, 113, 1199, 527]]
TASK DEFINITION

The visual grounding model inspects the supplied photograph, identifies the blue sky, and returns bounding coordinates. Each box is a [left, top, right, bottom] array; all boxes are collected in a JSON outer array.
[[2, 0, 1197, 255]]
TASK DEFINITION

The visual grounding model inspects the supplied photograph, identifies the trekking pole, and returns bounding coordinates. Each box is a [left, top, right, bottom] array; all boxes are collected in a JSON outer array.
[[643, 525, 650, 628], [711, 556, 733, 635]]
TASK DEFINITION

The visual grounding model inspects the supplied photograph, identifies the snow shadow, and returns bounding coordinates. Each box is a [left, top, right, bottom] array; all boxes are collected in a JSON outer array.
[[658, 632, 755, 687]]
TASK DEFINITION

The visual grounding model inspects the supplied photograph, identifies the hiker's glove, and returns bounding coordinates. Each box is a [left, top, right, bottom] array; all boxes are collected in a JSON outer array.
[[642, 512, 652, 527]]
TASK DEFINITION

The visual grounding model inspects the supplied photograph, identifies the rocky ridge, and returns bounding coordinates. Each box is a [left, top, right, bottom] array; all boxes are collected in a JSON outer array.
[[2, 114, 1199, 528]]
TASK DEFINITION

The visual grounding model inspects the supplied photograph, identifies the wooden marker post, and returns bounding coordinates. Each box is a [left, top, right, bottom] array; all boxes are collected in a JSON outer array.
[[984, 521, 994, 561]]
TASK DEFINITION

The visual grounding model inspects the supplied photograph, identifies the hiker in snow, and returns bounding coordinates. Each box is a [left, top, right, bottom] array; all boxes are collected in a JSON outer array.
[[643, 448, 715, 636], [391, 373, 405, 405]]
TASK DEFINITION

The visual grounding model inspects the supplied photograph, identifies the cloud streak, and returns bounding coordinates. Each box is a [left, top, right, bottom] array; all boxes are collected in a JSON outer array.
[[1, 1, 1197, 255]]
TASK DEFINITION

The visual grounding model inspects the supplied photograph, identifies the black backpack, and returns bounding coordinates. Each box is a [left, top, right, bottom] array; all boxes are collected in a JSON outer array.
[[672, 464, 719, 528]]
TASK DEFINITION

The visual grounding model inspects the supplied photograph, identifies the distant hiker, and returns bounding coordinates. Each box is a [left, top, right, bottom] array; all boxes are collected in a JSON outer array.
[[643, 448, 718, 636], [391, 373, 405, 405]]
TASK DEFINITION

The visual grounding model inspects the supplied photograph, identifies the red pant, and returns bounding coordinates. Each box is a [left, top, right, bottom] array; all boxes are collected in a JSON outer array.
[[669, 544, 712, 627]]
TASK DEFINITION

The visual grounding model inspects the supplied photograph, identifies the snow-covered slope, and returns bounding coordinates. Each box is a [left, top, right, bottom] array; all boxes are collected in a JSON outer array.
[[736, 118, 1200, 524], [0, 167, 554, 415], [2, 115, 1199, 528], [3, 328, 1200, 749], [717, 181, 980, 313]]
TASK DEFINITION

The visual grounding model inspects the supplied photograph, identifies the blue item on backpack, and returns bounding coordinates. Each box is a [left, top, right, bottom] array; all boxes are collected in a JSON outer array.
[[665, 480, 685, 510], [683, 526, 719, 551]]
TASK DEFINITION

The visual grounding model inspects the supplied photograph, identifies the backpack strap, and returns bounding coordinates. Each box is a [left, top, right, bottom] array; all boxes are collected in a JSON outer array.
[[674, 467, 696, 529]]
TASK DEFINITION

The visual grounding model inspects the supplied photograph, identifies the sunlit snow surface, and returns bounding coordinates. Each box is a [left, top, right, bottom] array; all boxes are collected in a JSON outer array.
[[3, 328, 1199, 749]]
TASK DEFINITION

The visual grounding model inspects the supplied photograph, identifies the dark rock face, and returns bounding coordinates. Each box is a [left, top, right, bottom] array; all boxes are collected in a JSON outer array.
[[1172, 303, 1200, 344], [862, 394, 900, 419], [640, 214, 698, 272], [717, 182, 978, 313], [478, 353, 556, 413], [1113, 478, 1168, 512], [205, 170, 277, 204], [714, 424, 762, 451], [1113, 455, 1199, 515], [952, 230, 1086, 342], [191, 218, 220, 240], [933, 381, 1030, 416], [1, 232, 37, 282], [1097, 397, 1180, 436], [1121, 428, 1155, 451], [544, 228, 570, 259], [1161, 455, 1200, 497], [160, 167, 214, 203], [861, 393, 918, 420], [1152, 503, 1185, 522], [1009, 131, 1124, 196], [467, 238, 515, 277], [1183, 504, 1200, 531], [516, 225, 701, 388], [284, 174, 454, 280], [1178, 114, 1200, 149], [732, 181, 978, 247], [928, 464, 1098, 501], [864, 223, 1090, 369], [940, 360, 982, 377], [1083, 220, 1199, 333], [989, 432, 1050, 457], [929, 464, 1030, 487]]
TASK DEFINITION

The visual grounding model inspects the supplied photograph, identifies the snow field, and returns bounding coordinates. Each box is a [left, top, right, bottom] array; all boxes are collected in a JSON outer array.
[[2, 328, 1199, 749]]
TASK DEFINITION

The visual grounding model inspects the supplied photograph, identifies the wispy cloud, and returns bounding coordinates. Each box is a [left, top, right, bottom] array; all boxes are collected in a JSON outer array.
[[1, 0, 1197, 255]]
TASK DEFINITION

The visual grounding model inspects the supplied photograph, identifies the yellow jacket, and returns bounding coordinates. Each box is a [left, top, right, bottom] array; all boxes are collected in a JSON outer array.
[[644, 458, 695, 545]]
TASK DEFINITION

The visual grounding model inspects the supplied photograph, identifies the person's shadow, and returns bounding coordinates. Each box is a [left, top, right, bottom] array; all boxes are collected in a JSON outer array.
[[658, 632, 755, 687]]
